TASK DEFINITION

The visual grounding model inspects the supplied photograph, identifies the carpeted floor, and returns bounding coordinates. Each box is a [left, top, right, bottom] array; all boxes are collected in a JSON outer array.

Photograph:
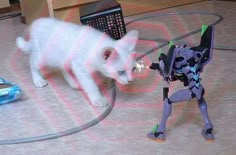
[[0, 1, 235, 154]]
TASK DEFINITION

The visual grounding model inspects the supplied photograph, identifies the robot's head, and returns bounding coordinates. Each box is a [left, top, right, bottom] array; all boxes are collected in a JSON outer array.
[[159, 25, 214, 75], [174, 46, 192, 69], [173, 46, 204, 69]]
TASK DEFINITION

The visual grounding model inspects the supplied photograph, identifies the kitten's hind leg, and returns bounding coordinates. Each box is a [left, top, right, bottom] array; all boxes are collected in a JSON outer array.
[[30, 55, 48, 87], [62, 70, 80, 90], [71, 61, 109, 107]]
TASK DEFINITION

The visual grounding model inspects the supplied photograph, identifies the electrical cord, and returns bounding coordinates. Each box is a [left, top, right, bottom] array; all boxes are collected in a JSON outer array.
[[0, 12, 21, 21], [0, 82, 117, 145], [0, 11, 235, 145], [126, 12, 234, 60]]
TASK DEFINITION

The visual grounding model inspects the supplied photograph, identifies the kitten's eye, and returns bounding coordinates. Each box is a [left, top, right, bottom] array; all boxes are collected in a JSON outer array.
[[118, 70, 126, 75]]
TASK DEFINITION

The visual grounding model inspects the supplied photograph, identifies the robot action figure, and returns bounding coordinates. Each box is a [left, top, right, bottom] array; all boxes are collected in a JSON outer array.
[[147, 25, 215, 143]]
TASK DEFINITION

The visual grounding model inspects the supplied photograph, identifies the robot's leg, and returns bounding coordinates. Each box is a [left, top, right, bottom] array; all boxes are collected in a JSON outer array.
[[148, 89, 192, 143], [198, 97, 214, 142], [150, 98, 171, 143]]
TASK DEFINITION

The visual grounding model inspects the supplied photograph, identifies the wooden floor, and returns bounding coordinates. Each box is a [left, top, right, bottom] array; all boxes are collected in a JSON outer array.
[[0, 1, 235, 154]]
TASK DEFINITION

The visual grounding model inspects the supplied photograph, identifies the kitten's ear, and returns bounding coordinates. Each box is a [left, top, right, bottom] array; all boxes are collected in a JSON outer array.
[[118, 30, 139, 51], [102, 48, 118, 61]]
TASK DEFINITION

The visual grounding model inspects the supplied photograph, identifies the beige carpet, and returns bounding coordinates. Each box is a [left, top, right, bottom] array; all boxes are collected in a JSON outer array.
[[0, 1, 235, 154]]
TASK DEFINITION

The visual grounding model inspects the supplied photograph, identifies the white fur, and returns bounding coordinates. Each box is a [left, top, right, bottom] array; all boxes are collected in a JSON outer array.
[[16, 18, 139, 107]]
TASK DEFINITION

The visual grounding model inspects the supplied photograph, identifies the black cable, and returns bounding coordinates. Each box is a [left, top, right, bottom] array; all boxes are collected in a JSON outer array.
[[0, 83, 116, 145], [126, 12, 228, 60], [213, 45, 236, 51], [0, 12, 21, 21]]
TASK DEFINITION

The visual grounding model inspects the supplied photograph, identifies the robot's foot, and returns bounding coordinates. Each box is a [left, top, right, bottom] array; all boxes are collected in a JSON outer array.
[[202, 128, 214, 143], [147, 132, 165, 143]]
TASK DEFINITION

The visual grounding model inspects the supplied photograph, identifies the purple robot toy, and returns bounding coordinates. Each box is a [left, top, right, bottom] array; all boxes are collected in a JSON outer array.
[[147, 25, 214, 143]]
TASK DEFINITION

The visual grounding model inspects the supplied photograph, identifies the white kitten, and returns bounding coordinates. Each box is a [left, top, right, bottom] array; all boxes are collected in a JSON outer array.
[[16, 18, 139, 107]]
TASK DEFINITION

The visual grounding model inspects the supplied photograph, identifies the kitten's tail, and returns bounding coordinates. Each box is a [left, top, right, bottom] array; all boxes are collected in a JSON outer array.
[[16, 37, 31, 53]]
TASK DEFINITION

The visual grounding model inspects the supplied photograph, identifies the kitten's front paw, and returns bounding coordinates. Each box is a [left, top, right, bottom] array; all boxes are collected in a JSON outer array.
[[33, 79, 48, 87], [93, 97, 109, 107]]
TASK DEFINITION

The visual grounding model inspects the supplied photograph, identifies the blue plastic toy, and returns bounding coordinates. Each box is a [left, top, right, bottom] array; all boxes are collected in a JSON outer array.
[[0, 78, 22, 105]]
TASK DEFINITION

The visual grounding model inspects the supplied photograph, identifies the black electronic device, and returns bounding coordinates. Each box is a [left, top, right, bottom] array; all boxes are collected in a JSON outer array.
[[80, 0, 127, 40]]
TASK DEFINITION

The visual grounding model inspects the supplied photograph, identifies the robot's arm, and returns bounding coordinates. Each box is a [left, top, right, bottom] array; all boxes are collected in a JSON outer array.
[[149, 53, 169, 74]]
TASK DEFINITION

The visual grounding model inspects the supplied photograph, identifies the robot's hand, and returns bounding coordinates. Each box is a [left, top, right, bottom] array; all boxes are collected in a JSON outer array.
[[150, 62, 167, 76], [149, 63, 163, 76], [149, 63, 161, 71]]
